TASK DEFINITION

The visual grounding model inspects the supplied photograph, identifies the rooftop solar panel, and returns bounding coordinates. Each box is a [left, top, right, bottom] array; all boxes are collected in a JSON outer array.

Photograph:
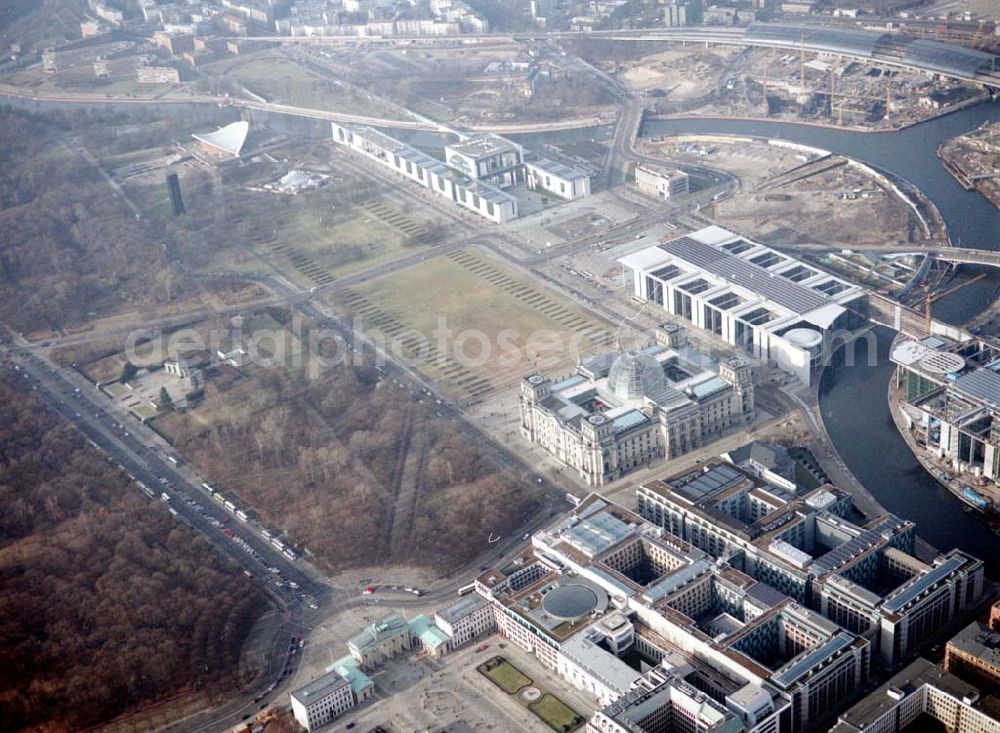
[[953, 368, 1000, 409], [659, 236, 830, 314], [881, 555, 966, 614]]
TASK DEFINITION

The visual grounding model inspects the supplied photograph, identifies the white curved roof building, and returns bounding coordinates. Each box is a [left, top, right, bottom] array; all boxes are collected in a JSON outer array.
[[192, 120, 249, 158]]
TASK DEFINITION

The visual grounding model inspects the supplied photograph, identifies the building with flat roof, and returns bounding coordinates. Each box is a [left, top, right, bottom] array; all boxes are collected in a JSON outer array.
[[290, 668, 356, 731], [946, 616, 1000, 696], [444, 134, 524, 187], [475, 492, 863, 732], [637, 460, 983, 665], [831, 657, 1000, 733], [635, 164, 690, 200], [619, 226, 868, 385], [520, 338, 754, 486], [890, 334, 1000, 494], [330, 123, 519, 223], [588, 665, 745, 733], [330, 124, 591, 223], [434, 595, 496, 648], [722, 441, 798, 491], [526, 157, 592, 200]]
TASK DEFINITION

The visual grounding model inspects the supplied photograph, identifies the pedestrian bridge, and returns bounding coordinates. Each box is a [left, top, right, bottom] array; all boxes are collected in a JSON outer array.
[[865, 247, 1000, 268]]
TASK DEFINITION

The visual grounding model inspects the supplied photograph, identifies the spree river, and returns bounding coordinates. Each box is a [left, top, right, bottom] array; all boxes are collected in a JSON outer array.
[[645, 107, 1000, 572]]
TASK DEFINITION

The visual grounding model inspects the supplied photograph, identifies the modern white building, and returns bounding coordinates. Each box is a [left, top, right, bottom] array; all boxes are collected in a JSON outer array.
[[619, 226, 868, 385], [526, 157, 593, 200], [444, 134, 524, 187], [520, 338, 754, 486], [330, 124, 592, 223], [434, 595, 496, 648], [192, 120, 248, 158], [331, 123, 519, 223], [635, 164, 690, 200], [290, 669, 356, 732]]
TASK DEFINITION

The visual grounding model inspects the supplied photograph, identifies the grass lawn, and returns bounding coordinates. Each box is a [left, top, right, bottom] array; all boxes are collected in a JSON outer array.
[[345, 252, 612, 398], [274, 204, 419, 281], [478, 657, 532, 695], [528, 693, 585, 733], [202, 54, 406, 119]]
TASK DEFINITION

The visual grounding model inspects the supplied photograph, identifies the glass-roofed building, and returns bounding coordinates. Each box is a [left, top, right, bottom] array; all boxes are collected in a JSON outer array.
[[619, 226, 868, 386], [519, 333, 754, 486]]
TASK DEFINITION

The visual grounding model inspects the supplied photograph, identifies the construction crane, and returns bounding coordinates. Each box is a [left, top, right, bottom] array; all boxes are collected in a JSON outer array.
[[925, 272, 988, 334]]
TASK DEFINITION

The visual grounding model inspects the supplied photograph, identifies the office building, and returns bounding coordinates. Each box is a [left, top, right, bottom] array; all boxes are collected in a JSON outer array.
[[891, 335, 1000, 491], [588, 665, 745, 733], [519, 338, 754, 486], [946, 613, 1000, 695], [526, 158, 593, 200], [475, 493, 866, 732], [635, 164, 690, 200], [637, 460, 983, 664], [330, 124, 591, 223], [331, 123, 519, 223], [434, 595, 496, 648], [832, 657, 1000, 733], [619, 226, 868, 385], [290, 669, 357, 731]]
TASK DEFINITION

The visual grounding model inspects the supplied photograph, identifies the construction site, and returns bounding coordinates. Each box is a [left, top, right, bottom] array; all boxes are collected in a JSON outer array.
[[637, 133, 943, 246], [610, 42, 989, 130], [938, 120, 1000, 209]]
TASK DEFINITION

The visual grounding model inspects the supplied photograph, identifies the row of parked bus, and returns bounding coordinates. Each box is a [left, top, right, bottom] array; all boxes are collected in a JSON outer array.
[[201, 483, 298, 561]]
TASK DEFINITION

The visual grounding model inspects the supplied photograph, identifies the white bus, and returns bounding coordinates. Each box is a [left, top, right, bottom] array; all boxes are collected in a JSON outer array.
[[457, 583, 476, 596], [283, 548, 297, 561], [201, 483, 215, 494]]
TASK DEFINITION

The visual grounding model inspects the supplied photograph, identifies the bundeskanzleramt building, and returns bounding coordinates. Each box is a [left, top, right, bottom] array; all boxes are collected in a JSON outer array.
[[619, 226, 868, 385], [330, 124, 591, 222], [520, 337, 754, 487], [331, 123, 519, 223]]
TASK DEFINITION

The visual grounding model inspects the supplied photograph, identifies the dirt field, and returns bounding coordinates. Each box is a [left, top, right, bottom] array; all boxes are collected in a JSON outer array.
[[639, 135, 927, 246], [621, 47, 740, 100]]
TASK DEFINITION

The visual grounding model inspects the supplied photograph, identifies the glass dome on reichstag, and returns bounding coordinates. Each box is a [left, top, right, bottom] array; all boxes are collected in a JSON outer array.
[[607, 351, 667, 400]]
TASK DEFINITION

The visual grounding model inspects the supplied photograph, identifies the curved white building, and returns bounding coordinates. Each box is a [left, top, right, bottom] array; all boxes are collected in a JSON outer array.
[[192, 120, 249, 158]]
